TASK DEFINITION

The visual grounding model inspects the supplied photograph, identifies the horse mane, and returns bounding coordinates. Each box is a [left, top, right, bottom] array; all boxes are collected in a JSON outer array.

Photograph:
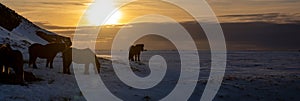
[[135, 44, 144, 47], [135, 44, 144, 51], [0, 44, 5, 48], [0, 44, 12, 50]]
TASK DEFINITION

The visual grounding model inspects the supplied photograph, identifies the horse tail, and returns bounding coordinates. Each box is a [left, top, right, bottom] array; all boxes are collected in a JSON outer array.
[[94, 55, 101, 73], [28, 48, 33, 66], [13, 50, 24, 83], [28, 45, 34, 65]]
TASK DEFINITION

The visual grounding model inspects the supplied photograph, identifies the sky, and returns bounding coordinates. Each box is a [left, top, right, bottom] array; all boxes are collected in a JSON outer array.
[[0, 0, 299, 50], [1, 0, 300, 26]]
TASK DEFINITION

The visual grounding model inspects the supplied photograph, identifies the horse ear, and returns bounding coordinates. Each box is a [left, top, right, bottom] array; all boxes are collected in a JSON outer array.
[[6, 44, 10, 47], [2, 44, 10, 48], [0, 44, 4, 48]]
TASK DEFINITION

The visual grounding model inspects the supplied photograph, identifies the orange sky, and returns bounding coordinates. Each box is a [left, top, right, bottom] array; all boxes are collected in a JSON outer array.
[[1, 0, 299, 27], [0, 0, 299, 50]]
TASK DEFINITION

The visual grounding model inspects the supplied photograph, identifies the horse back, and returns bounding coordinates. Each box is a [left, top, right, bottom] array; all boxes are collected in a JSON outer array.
[[63, 48, 96, 63], [29, 43, 44, 52], [11, 50, 23, 61]]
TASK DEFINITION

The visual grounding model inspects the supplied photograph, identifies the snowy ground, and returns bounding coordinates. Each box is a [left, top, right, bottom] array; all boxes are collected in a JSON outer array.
[[0, 51, 299, 101]]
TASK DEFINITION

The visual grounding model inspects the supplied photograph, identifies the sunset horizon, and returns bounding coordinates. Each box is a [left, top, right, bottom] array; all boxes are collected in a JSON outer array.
[[1, 0, 299, 51], [0, 0, 299, 101]]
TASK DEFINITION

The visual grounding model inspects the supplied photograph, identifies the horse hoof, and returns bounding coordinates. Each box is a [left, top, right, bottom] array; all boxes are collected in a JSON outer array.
[[63, 72, 71, 75], [20, 82, 28, 86]]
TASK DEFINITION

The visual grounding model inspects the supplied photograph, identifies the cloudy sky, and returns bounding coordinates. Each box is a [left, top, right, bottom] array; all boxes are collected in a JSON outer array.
[[1, 0, 300, 26], [0, 0, 299, 50]]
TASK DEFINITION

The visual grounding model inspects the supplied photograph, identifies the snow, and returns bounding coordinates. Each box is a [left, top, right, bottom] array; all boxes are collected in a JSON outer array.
[[0, 18, 59, 60], [11, 19, 49, 45], [95, 51, 300, 101], [0, 55, 84, 101], [0, 16, 85, 100], [3, 51, 300, 100], [0, 49, 300, 101], [0, 4, 298, 100]]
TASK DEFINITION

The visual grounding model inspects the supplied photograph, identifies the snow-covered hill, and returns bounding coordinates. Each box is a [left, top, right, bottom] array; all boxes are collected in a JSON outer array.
[[0, 26, 32, 58], [0, 3, 71, 60]]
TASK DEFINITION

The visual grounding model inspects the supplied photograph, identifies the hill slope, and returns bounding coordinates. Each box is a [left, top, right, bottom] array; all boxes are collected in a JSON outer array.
[[0, 3, 71, 60]]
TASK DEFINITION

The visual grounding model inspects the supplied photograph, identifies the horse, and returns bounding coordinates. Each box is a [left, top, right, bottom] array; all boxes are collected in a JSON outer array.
[[0, 44, 24, 83], [129, 45, 135, 61], [28, 43, 67, 69], [62, 48, 100, 74], [129, 44, 144, 61]]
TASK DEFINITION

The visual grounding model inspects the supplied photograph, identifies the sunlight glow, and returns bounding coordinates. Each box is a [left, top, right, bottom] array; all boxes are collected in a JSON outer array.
[[105, 10, 122, 25], [85, 0, 122, 26]]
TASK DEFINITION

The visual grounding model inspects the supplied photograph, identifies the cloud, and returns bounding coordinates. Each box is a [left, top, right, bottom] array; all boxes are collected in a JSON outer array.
[[219, 22, 300, 50], [219, 13, 300, 24], [35, 20, 300, 50], [34, 22, 77, 30], [39, 2, 87, 6], [112, 21, 300, 50]]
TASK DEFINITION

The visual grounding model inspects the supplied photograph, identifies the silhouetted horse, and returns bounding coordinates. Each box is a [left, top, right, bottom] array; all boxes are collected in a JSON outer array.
[[129, 44, 144, 61], [0, 44, 24, 83], [62, 48, 100, 74], [29, 43, 67, 69]]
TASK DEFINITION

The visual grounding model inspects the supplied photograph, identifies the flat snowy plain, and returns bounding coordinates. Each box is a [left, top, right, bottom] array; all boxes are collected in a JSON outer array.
[[0, 50, 299, 101]]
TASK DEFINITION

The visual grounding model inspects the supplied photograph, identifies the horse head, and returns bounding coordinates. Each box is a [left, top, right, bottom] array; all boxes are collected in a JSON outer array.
[[0, 44, 12, 53]]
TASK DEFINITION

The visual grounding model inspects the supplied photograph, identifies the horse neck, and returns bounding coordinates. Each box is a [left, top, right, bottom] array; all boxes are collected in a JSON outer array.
[[57, 47, 66, 52], [138, 47, 143, 52]]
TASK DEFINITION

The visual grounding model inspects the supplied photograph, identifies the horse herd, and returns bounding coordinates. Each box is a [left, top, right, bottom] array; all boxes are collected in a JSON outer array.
[[0, 43, 145, 84], [0, 44, 23, 83], [0, 43, 100, 84]]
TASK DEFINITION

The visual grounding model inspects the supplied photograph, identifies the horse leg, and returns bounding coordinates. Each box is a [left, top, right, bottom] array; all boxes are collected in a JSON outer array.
[[63, 60, 71, 74], [28, 55, 32, 67], [93, 57, 100, 74], [137, 53, 141, 61], [134, 55, 138, 61], [4, 66, 9, 74], [95, 57, 101, 74], [14, 66, 24, 84], [49, 57, 54, 69], [84, 64, 89, 75], [46, 59, 50, 68], [129, 53, 134, 61], [0, 64, 3, 73], [131, 54, 135, 61], [32, 56, 38, 69], [66, 63, 71, 74], [29, 54, 34, 68], [133, 55, 135, 61], [128, 55, 131, 61], [128, 52, 131, 61]]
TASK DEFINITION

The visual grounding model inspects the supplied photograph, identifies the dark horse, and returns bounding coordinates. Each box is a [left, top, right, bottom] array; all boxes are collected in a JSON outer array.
[[129, 44, 144, 61], [0, 44, 24, 83], [62, 48, 100, 74], [29, 43, 67, 69]]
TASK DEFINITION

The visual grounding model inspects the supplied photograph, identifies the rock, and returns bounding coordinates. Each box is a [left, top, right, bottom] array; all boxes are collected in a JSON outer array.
[[143, 96, 151, 101], [48, 79, 55, 84], [24, 71, 42, 82], [0, 71, 42, 85]]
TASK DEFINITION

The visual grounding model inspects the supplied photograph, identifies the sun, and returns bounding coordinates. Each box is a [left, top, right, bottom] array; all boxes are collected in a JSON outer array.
[[85, 0, 122, 26], [104, 10, 122, 25]]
